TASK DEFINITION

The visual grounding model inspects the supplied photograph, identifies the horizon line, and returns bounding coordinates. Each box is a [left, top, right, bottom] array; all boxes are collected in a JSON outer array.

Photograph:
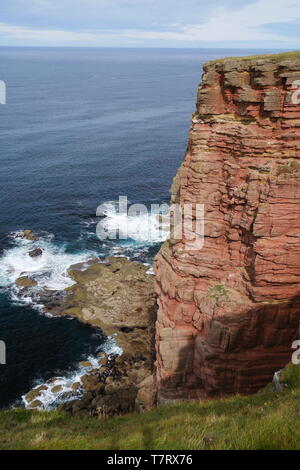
[[0, 45, 297, 51]]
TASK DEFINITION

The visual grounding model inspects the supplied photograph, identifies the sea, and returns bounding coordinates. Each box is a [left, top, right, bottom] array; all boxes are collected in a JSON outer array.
[[0, 46, 281, 409]]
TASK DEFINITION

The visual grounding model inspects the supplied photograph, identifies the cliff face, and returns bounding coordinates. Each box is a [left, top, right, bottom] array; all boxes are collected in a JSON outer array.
[[155, 53, 300, 402]]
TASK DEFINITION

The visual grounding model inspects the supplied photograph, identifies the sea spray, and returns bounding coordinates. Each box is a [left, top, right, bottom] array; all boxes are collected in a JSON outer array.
[[0, 231, 97, 304]]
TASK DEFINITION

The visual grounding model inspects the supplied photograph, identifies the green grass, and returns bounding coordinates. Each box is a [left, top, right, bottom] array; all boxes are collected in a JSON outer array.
[[1, 365, 300, 450], [208, 50, 300, 64]]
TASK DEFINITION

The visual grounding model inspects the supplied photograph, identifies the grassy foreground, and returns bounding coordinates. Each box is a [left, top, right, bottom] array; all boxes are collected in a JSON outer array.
[[1, 364, 300, 450]]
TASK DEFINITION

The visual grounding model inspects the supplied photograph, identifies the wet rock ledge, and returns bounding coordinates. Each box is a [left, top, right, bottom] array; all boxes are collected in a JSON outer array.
[[51, 257, 157, 360], [26, 256, 158, 417]]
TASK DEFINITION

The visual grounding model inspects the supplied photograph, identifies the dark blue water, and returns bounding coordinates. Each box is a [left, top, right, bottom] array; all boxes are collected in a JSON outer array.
[[0, 47, 280, 408]]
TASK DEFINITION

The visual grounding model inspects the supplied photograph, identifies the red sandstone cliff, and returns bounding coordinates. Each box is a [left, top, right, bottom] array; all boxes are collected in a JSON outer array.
[[154, 52, 300, 402]]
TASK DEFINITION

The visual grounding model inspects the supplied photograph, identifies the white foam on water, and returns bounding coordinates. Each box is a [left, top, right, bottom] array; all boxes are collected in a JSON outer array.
[[0, 232, 97, 294], [80, 218, 98, 228], [146, 266, 155, 275], [2, 229, 152, 411], [97, 201, 169, 245], [22, 336, 122, 411]]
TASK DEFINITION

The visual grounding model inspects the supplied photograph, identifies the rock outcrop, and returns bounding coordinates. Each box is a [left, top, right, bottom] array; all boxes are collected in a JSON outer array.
[[51, 257, 157, 361], [45, 257, 157, 415], [23, 229, 38, 241], [155, 52, 300, 402], [15, 276, 37, 287], [28, 248, 43, 258], [60, 353, 153, 418]]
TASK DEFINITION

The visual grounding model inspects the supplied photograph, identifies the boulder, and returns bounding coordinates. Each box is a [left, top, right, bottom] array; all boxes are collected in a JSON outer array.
[[79, 361, 92, 368], [51, 385, 63, 394], [29, 399, 43, 409], [15, 276, 37, 287], [28, 248, 43, 258], [23, 229, 38, 241], [81, 374, 102, 392], [46, 377, 59, 385], [60, 391, 75, 400], [71, 382, 81, 391], [25, 385, 47, 402]]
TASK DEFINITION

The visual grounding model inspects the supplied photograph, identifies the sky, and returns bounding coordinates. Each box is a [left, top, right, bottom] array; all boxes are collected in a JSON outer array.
[[0, 0, 300, 48]]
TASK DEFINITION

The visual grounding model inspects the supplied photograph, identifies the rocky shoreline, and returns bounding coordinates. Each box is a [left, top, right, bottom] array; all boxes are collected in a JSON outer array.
[[20, 232, 157, 416]]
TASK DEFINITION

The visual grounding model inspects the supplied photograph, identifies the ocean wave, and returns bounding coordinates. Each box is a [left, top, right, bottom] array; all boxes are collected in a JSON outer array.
[[1, 229, 154, 411], [96, 200, 169, 245], [0, 231, 97, 304]]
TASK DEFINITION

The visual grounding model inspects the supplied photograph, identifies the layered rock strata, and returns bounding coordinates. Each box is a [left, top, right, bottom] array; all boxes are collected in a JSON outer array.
[[155, 52, 300, 402]]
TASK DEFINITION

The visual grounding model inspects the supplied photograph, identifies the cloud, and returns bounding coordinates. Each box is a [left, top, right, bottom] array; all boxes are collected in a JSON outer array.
[[0, 0, 245, 30], [0, 0, 299, 47]]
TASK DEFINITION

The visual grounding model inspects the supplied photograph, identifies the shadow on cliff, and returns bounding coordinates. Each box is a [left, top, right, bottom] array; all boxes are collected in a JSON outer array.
[[158, 294, 300, 400]]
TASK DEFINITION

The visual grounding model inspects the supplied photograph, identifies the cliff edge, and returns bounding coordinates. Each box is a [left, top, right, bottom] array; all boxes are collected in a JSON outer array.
[[155, 51, 300, 402]]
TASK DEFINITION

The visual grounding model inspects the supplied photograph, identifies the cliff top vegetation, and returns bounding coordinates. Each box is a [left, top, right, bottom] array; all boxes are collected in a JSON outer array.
[[0, 363, 299, 450]]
